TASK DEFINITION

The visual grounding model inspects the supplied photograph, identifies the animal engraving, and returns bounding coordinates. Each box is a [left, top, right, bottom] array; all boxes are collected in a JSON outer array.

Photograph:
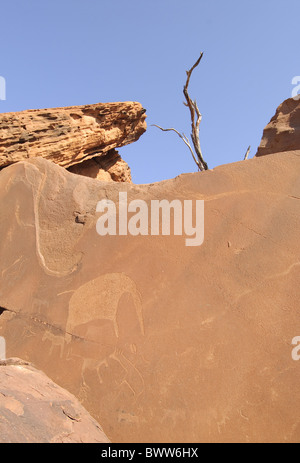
[[42, 330, 72, 358], [66, 273, 144, 338]]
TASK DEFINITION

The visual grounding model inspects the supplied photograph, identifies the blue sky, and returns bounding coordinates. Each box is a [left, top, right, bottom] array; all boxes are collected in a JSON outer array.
[[0, 0, 299, 184]]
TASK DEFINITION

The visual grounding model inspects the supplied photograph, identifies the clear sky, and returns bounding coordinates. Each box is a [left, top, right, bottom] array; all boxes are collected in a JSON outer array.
[[0, 0, 299, 184]]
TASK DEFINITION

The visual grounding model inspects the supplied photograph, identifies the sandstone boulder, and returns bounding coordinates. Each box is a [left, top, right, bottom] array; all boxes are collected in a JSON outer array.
[[0, 149, 299, 443], [0, 358, 110, 443], [0, 101, 146, 182], [68, 148, 132, 183], [256, 97, 300, 156]]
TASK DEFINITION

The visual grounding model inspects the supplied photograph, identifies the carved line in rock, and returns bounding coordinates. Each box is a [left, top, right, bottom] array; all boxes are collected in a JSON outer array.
[[25, 163, 83, 277]]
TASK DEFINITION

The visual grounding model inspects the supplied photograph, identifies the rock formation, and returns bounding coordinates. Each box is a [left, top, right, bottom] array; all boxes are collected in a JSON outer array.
[[68, 149, 132, 183], [0, 97, 299, 443], [0, 101, 146, 182], [256, 97, 300, 156], [0, 155, 300, 442], [0, 358, 110, 443]]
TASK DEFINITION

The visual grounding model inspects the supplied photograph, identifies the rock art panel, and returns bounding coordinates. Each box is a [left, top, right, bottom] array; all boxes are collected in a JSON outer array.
[[0, 118, 300, 443]]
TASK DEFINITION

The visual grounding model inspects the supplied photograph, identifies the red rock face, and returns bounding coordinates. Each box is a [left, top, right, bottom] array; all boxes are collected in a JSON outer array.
[[0, 146, 299, 443], [0, 359, 110, 443], [256, 97, 300, 156]]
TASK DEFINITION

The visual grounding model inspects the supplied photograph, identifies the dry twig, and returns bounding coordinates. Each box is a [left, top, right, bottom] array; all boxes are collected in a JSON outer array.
[[244, 145, 251, 160], [151, 125, 200, 168]]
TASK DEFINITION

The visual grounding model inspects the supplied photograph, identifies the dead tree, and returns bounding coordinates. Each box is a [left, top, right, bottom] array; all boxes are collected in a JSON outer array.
[[152, 53, 208, 171]]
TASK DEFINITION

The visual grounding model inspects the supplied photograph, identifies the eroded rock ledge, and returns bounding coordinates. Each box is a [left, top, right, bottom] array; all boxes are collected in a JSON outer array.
[[0, 101, 146, 182], [256, 97, 300, 156], [68, 148, 132, 182]]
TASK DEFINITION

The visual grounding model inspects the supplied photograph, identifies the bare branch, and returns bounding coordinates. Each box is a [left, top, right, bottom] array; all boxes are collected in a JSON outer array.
[[244, 146, 251, 160], [185, 53, 204, 90], [151, 124, 201, 170]]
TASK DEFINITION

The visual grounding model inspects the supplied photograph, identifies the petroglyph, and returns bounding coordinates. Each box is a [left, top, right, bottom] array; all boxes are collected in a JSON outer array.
[[66, 273, 145, 338], [25, 163, 84, 277], [80, 358, 109, 386], [77, 348, 145, 398], [63, 273, 146, 396], [1, 257, 27, 288], [42, 330, 72, 359], [109, 348, 145, 397]]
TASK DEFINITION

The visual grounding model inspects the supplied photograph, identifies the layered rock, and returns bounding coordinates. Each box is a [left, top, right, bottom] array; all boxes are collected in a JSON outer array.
[[0, 358, 110, 443], [68, 148, 132, 183], [0, 101, 146, 182], [0, 149, 299, 443], [256, 97, 300, 156]]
